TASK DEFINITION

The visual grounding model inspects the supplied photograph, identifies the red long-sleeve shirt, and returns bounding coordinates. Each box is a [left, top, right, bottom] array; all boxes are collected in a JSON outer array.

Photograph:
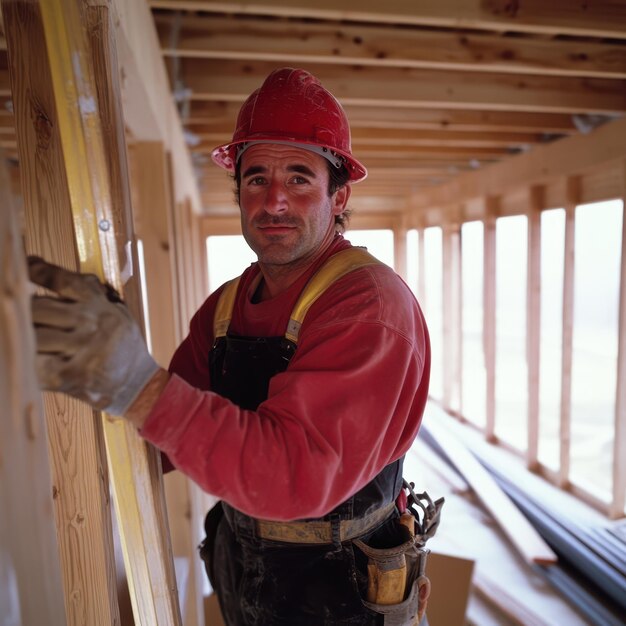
[[140, 236, 430, 521]]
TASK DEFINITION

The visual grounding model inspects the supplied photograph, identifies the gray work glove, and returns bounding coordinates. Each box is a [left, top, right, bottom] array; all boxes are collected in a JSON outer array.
[[28, 256, 159, 416]]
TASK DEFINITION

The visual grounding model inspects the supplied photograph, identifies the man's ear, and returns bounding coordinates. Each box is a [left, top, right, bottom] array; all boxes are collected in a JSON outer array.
[[332, 184, 352, 215]]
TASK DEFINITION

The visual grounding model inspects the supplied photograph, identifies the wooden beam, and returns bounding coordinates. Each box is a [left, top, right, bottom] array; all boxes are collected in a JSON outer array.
[[35, 2, 182, 624], [409, 114, 626, 210], [129, 142, 179, 367], [149, 0, 626, 39], [417, 228, 426, 306], [129, 142, 205, 625], [2, 2, 121, 622], [483, 199, 498, 442], [442, 222, 462, 413], [424, 415, 557, 566], [393, 222, 407, 278], [179, 59, 626, 115], [559, 177, 579, 488], [195, 127, 552, 149], [527, 186, 543, 470], [155, 13, 626, 79], [0, 149, 66, 625], [611, 159, 626, 518], [186, 101, 582, 134]]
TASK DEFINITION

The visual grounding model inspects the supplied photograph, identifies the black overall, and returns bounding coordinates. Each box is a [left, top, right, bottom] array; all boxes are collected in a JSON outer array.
[[200, 330, 406, 625]]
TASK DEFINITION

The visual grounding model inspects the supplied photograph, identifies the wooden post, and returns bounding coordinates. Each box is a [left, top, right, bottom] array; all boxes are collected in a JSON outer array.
[[0, 151, 67, 626], [393, 221, 408, 280], [442, 217, 462, 414], [4, 0, 183, 623], [417, 227, 426, 307], [527, 185, 543, 470], [80, 5, 182, 623], [2, 2, 121, 622], [129, 142, 179, 367], [483, 197, 498, 442], [559, 177, 579, 488], [611, 159, 626, 518], [129, 141, 205, 626]]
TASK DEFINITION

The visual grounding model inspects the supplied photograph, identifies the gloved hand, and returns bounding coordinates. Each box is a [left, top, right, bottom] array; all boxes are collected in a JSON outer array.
[[28, 256, 160, 416]]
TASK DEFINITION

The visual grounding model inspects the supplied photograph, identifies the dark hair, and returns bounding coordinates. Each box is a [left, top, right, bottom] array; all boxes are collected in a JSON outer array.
[[233, 158, 352, 233]]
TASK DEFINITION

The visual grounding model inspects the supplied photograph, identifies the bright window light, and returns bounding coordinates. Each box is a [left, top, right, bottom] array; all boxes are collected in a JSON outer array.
[[570, 199, 623, 500], [495, 215, 528, 451], [206, 235, 257, 294], [538, 209, 565, 471], [345, 229, 394, 269], [461, 221, 486, 427]]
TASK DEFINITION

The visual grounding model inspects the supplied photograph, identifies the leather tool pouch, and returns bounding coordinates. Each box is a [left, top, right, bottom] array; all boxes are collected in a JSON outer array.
[[354, 528, 428, 626], [353, 485, 444, 626]]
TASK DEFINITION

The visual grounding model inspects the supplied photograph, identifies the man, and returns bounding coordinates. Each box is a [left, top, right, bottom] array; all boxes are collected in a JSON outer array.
[[29, 68, 435, 625]]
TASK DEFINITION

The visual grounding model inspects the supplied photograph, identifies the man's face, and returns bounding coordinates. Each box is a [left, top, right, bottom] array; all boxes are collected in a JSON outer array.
[[238, 144, 350, 269]]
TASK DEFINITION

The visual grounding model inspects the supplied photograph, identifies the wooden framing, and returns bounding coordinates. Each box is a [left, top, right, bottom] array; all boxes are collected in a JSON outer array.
[[483, 198, 498, 442], [3, 0, 184, 622], [612, 159, 626, 518], [417, 228, 426, 307], [150, 0, 626, 39], [155, 12, 626, 79], [0, 151, 67, 625], [527, 186, 543, 470], [442, 220, 462, 413], [409, 115, 626, 214], [2, 2, 121, 622], [424, 416, 557, 566], [129, 142, 206, 626], [177, 59, 626, 115], [128, 142, 179, 366], [393, 222, 407, 278], [558, 178, 579, 489]]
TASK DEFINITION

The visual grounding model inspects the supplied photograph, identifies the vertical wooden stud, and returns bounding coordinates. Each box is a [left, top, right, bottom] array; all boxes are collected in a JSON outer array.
[[483, 197, 498, 442], [527, 186, 543, 470], [611, 160, 626, 518], [80, 6, 182, 623], [6, 0, 182, 623], [417, 227, 426, 307], [0, 150, 67, 626], [128, 142, 179, 367], [393, 221, 408, 280], [2, 2, 121, 622], [442, 218, 462, 414], [559, 177, 579, 488], [129, 141, 205, 626]]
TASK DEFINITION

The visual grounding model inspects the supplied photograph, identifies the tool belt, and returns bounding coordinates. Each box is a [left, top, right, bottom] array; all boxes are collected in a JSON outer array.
[[354, 482, 444, 626], [256, 501, 397, 544]]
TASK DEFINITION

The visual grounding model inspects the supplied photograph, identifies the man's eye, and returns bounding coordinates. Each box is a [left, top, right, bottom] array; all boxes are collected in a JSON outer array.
[[248, 176, 266, 185], [291, 176, 308, 184]]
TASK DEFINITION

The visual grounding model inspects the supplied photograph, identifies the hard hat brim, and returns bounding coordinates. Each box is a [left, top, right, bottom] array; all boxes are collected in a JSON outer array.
[[211, 138, 368, 183]]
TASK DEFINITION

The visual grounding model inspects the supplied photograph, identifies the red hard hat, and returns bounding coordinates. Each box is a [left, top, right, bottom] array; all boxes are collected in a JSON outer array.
[[211, 68, 367, 183]]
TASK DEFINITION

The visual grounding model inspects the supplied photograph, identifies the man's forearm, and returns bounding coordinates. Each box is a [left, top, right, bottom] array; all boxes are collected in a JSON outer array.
[[125, 368, 171, 429]]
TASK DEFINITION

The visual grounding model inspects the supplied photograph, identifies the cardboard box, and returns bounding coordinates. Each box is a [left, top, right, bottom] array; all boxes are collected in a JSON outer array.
[[426, 552, 475, 626]]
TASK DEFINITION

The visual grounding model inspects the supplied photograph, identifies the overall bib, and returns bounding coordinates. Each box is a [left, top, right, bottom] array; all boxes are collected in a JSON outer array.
[[199, 249, 420, 626]]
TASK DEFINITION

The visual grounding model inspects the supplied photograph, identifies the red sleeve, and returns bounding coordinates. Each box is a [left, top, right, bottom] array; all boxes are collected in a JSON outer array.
[[141, 266, 429, 521]]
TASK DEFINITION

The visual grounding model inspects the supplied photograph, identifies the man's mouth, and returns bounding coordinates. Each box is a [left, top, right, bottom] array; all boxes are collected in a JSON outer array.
[[257, 221, 297, 234]]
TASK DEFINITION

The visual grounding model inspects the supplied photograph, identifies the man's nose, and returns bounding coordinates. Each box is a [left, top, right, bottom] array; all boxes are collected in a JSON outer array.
[[264, 181, 288, 214]]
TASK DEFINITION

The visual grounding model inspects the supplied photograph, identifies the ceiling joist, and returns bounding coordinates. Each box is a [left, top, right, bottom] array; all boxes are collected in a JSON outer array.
[[155, 14, 626, 80], [150, 0, 626, 40]]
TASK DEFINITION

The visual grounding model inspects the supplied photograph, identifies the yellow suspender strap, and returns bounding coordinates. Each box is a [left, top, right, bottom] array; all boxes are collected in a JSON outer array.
[[285, 247, 382, 343], [213, 276, 242, 338], [213, 247, 382, 342]]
